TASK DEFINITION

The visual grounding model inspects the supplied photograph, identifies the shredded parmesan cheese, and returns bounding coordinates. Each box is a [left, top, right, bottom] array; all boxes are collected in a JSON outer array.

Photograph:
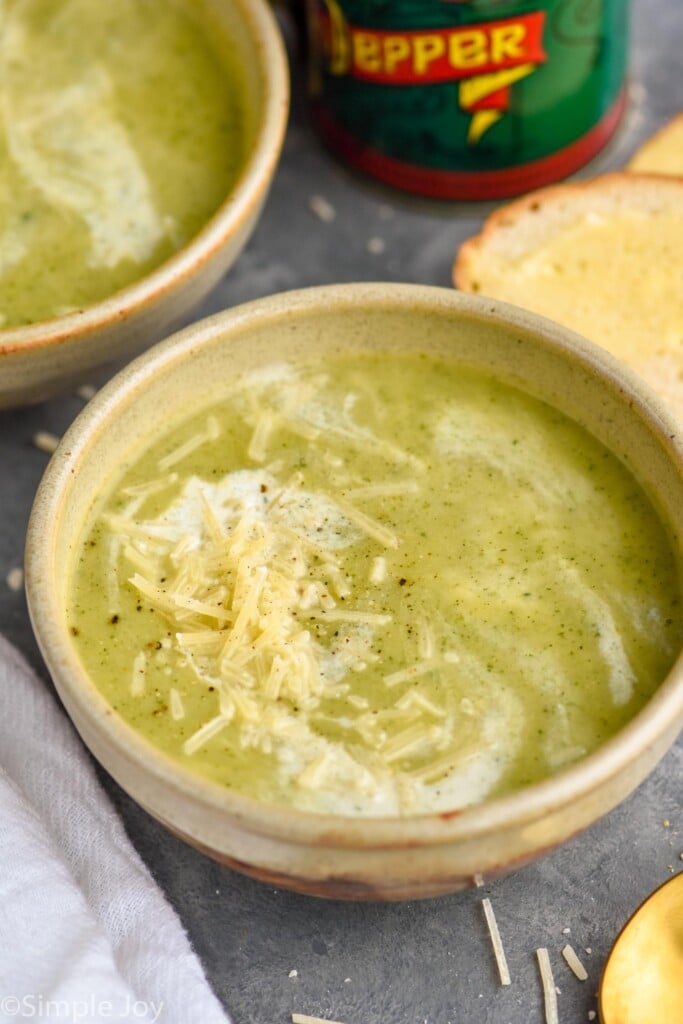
[[381, 721, 441, 763], [292, 1015, 349, 1024], [562, 944, 588, 981], [123, 544, 158, 578], [308, 194, 336, 223], [182, 713, 230, 756], [5, 566, 24, 592], [482, 897, 511, 986], [537, 948, 559, 1024], [384, 660, 437, 688], [121, 473, 178, 498], [248, 409, 276, 462], [297, 752, 333, 789], [169, 688, 185, 721], [369, 556, 387, 585], [335, 498, 399, 549], [366, 236, 386, 255], [344, 480, 419, 501], [308, 610, 392, 626], [395, 690, 445, 718], [158, 415, 219, 470], [32, 430, 60, 453], [417, 618, 435, 660], [407, 742, 481, 783]]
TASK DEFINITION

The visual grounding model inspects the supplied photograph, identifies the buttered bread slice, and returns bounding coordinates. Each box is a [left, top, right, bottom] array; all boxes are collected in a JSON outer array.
[[454, 174, 683, 413], [628, 114, 683, 177]]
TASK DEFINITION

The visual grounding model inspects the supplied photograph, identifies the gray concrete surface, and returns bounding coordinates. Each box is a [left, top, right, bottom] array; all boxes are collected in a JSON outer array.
[[1, 2, 681, 1021]]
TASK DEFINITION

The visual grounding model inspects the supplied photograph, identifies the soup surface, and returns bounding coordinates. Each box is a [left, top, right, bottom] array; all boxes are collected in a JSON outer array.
[[68, 354, 683, 816], [0, 0, 248, 327]]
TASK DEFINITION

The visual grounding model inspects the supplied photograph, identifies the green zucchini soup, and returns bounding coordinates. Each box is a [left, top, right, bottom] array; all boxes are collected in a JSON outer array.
[[68, 354, 683, 816], [0, 0, 248, 328]]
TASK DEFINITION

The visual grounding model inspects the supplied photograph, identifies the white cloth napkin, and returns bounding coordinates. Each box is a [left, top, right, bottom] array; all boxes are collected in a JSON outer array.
[[0, 635, 231, 1024]]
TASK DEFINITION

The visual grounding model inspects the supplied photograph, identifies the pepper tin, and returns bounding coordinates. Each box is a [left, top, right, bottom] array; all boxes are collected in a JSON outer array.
[[306, 0, 629, 200]]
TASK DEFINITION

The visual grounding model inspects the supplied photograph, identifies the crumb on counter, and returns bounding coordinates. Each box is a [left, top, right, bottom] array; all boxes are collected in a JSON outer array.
[[562, 944, 588, 981], [5, 567, 24, 592], [77, 384, 97, 401], [308, 195, 336, 223], [32, 430, 60, 454], [366, 237, 386, 255]]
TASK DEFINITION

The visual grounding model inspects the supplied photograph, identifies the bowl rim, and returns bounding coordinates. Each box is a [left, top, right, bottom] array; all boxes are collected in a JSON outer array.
[[0, 0, 289, 356], [25, 282, 683, 850]]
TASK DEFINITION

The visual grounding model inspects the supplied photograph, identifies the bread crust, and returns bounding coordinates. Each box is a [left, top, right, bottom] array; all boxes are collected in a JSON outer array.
[[453, 172, 683, 291]]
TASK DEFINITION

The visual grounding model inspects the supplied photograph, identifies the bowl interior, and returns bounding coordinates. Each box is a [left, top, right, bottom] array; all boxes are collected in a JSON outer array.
[[54, 285, 683, 525]]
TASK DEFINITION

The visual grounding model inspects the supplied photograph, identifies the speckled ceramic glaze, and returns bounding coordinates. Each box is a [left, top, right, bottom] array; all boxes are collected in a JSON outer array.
[[25, 284, 683, 900], [0, 0, 288, 409]]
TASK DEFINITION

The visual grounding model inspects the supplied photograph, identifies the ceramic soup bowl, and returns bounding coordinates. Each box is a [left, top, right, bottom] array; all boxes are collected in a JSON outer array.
[[25, 284, 683, 899], [0, 0, 288, 408]]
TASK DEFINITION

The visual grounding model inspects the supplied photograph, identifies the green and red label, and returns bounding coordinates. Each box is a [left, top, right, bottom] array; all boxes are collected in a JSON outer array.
[[307, 0, 629, 199]]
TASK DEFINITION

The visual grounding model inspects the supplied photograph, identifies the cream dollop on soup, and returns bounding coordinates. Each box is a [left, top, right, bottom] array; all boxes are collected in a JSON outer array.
[[69, 354, 683, 816], [0, 0, 247, 327]]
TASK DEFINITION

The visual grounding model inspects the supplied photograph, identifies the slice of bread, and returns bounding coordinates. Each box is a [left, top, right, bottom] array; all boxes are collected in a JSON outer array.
[[628, 113, 683, 177], [454, 173, 683, 412]]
